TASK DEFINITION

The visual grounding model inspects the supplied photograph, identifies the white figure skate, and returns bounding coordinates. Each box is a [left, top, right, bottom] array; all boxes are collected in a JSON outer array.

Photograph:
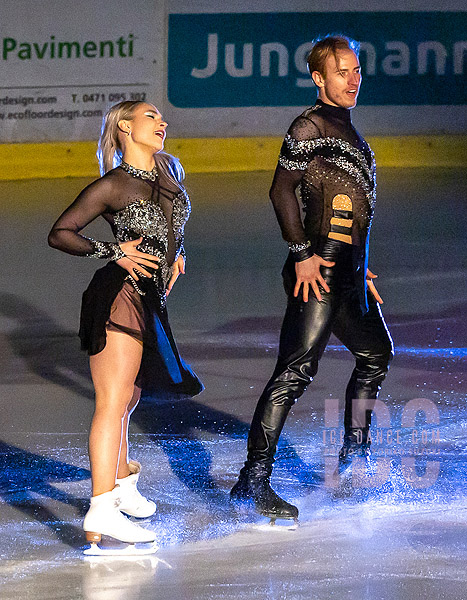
[[83, 487, 158, 556], [116, 460, 157, 518]]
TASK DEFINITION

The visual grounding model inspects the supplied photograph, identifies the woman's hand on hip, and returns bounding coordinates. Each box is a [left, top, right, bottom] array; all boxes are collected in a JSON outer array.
[[116, 237, 160, 280], [166, 255, 186, 296]]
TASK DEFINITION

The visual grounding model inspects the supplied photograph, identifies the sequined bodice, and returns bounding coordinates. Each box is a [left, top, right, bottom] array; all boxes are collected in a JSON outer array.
[[47, 161, 191, 306], [112, 190, 191, 289]]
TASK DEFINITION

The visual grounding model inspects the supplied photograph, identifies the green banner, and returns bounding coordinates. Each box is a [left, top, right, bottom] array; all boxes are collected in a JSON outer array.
[[168, 12, 467, 107]]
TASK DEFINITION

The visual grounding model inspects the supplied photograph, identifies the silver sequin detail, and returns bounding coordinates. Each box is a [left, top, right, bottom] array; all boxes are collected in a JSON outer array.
[[124, 274, 146, 296], [172, 190, 191, 261], [114, 199, 169, 242], [113, 245, 126, 261], [279, 157, 309, 171], [280, 135, 376, 208], [119, 160, 158, 182], [84, 238, 122, 260], [288, 240, 311, 253], [112, 190, 191, 306]]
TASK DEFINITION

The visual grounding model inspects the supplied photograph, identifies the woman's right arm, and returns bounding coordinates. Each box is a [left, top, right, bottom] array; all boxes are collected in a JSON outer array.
[[48, 177, 160, 279], [48, 177, 123, 260]]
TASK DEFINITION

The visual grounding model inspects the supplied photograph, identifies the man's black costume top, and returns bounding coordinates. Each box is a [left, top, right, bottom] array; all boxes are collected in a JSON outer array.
[[271, 99, 376, 313]]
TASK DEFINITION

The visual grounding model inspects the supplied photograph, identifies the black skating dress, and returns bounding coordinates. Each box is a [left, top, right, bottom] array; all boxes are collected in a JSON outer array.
[[48, 160, 203, 397]]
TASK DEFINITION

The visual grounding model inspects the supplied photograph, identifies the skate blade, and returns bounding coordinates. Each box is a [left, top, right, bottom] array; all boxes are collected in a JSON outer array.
[[83, 541, 159, 556], [253, 517, 299, 532], [83, 554, 161, 568], [121, 513, 156, 522]]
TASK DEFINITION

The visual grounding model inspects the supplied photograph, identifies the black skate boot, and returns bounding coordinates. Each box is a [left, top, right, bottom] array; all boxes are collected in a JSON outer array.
[[330, 430, 372, 498], [230, 462, 298, 525], [336, 428, 372, 477]]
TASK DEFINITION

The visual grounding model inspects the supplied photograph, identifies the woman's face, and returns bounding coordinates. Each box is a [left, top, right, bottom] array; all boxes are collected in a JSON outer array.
[[121, 103, 167, 152]]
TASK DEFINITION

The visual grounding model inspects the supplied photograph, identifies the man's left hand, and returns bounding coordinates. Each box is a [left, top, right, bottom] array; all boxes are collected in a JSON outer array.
[[366, 268, 383, 304], [166, 255, 186, 296]]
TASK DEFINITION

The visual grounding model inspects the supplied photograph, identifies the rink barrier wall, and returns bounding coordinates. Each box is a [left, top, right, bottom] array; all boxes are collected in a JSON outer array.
[[0, 135, 465, 180]]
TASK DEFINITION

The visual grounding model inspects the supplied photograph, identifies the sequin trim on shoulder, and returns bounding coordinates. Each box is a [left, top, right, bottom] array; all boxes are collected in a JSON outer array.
[[279, 156, 309, 171], [280, 135, 376, 207]]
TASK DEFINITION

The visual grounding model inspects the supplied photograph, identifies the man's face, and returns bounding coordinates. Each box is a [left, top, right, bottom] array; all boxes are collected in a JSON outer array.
[[313, 49, 361, 109]]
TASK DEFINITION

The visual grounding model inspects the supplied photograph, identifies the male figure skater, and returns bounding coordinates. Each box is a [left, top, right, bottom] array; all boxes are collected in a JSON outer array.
[[231, 35, 394, 521]]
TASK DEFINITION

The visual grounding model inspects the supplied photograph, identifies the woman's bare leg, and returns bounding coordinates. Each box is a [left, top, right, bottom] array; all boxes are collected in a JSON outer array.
[[89, 331, 143, 497], [117, 385, 142, 479]]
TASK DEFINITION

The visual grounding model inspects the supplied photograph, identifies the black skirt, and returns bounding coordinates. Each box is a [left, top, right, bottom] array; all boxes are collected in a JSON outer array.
[[79, 262, 203, 397]]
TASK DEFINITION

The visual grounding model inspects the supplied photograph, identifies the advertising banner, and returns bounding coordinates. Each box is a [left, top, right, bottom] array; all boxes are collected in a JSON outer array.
[[0, 2, 465, 142], [0, 0, 164, 143], [168, 12, 467, 108]]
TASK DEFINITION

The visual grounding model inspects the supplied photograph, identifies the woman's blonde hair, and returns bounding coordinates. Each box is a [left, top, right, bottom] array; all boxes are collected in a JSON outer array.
[[97, 100, 185, 188]]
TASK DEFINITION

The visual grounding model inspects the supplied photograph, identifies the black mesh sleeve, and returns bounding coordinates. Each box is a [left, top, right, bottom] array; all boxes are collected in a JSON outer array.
[[270, 116, 321, 261], [48, 176, 123, 260], [279, 115, 321, 171]]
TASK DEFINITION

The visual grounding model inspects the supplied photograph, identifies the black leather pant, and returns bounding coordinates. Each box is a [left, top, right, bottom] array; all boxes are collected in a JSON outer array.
[[246, 239, 394, 469]]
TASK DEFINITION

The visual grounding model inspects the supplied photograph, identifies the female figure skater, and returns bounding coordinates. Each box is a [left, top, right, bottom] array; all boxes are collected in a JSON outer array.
[[48, 101, 203, 555]]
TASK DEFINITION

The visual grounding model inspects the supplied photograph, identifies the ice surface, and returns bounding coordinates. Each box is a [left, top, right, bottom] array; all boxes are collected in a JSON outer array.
[[0, 169, 466, 599]]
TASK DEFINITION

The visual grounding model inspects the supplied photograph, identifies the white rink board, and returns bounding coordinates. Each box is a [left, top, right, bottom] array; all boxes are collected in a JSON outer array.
[[165, 0, 466, 137], [0, 0, 465, 141], [0, 0, 164, 143]]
